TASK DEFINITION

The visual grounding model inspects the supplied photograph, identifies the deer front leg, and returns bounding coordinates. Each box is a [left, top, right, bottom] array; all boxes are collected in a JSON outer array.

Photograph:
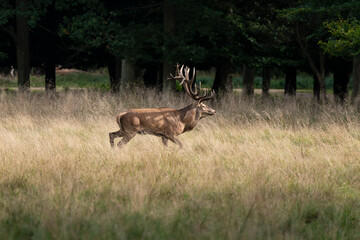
[[168, 136, 183, 148], [109, 130, 124, 148], [117, 132, 136, 148], [161, 137, 168, 147]]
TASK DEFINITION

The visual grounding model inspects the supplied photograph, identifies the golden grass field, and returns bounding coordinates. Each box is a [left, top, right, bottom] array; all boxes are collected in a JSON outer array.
[[0, 90, 359, 239]]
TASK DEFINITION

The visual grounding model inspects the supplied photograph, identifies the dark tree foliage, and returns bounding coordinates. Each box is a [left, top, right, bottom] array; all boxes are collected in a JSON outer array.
[[0, 0, 359, 103], [282, 0, 360, 102]]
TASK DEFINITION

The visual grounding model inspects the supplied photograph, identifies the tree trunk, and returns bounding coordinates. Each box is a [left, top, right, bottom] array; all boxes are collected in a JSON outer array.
[[313, 75, 320, 102], [313, 75, 326, 103], [262, 68, 271, 98], [144, 65, 161, 90], [319, 76, 327, 103], [121, 58, 143, 89], [242, 64, 254, 100], [108, 59, 116, 92], [44, 34, 56, 94], [114, 57, 122, 91], [351, 55, 360, 105], [45, 60, 56, 93], [108, 56, 121, 93], [162, 0, 176, 92], [212, 57, 232, 95], [121, 58, 136, 89], [296, 24, 326, 102], [162, 60, 175, 91], [312, 51, 327, 103], [16, 0, 30, 92], [333, 68, 349, 103], [108, 57, 122, 93], [284, 67, 296, 96]]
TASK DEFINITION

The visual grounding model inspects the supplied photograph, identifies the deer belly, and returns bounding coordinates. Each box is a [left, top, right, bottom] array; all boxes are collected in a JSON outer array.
[[137, 129, 166, 137], [137, 116, 184, 136]]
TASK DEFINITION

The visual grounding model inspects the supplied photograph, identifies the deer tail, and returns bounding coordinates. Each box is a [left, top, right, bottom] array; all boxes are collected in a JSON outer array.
[[116, 112, 126, 130]]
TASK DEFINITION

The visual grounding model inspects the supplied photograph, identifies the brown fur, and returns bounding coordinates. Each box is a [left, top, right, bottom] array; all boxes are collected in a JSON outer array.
[[110, 64, 216, 148], [109, 102, 215, 148]]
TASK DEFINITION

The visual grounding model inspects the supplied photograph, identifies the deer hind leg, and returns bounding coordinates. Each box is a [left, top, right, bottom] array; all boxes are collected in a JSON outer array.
[[109, 130, 124, 148], [117, 132, 136, 148]]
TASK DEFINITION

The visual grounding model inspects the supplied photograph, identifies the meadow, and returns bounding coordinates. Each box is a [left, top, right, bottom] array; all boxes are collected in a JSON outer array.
[[0, 87, 360, 239]]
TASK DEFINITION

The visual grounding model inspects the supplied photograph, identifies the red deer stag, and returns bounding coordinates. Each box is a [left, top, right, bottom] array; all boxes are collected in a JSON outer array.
[[109, 64, 216, 148]]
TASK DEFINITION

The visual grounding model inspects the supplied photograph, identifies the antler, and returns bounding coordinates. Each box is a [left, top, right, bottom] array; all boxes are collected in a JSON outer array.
[[170, 64, 215, 103]]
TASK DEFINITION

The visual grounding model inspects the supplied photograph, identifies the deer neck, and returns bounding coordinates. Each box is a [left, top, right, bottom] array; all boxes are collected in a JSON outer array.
[[179, 103, 201, 132]]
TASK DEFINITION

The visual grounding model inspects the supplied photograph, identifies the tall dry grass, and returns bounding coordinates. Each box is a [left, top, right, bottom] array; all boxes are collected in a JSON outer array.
[[0, 90, 359, 239]]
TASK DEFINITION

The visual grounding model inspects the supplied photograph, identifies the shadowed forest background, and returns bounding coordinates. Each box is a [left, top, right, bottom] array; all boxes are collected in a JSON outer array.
[[0, 0, 360, 102], [1, 1, 360, 240]]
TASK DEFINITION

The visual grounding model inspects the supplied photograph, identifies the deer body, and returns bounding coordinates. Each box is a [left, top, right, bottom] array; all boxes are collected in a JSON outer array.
[[109, 64, 215, 148]]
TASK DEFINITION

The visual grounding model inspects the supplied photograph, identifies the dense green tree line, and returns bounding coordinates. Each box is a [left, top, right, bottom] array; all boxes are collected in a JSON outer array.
[[1, 0, 360, 104]]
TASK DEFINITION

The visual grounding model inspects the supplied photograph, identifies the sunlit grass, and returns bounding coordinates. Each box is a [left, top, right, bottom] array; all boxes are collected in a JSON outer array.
[[0, 90, 359, 239]]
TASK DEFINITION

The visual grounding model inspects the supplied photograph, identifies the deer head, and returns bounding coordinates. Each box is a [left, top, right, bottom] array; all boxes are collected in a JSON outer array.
[[171, 64, 216, 118]]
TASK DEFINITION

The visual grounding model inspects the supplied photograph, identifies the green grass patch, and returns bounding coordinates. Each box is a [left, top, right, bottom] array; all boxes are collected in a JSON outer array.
[[0, 72, 110, 90], [0, 70, 342, 91]]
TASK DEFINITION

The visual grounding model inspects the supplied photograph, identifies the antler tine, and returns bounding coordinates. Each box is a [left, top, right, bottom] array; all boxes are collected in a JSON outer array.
[[198, 89, 215, 103], [175, 63, 180, 76], [197, 81, 209, 99], [169, 64, 215, 102], [185, 66, 190, 82], [190, 67, 198, 95], [178, 65, 187, 85], [186, 66, 199, 96], [170, 64, 183, 80], [190, 67, 196, 92], [191, 67, 196, 83], [179, 66, 197, 97]]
